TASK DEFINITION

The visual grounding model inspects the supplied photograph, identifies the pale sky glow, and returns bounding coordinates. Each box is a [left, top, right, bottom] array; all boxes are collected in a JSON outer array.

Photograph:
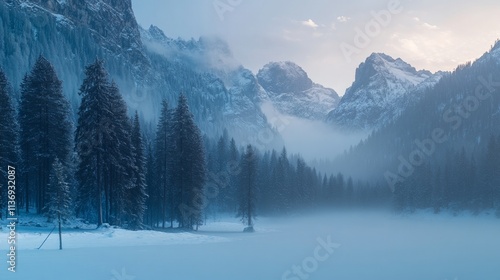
[[132, 0, 500, 95]]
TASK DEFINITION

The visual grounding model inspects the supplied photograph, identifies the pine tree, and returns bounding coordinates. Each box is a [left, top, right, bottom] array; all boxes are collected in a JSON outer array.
[[257, 151, 271, 213], [19, 56, 73, 214], [106, 82, 136, 226], [75, 60, 135, 226], [154, 100, 174, 228], [75, 61, 139, 227], [216, 134, 228, 172], [274, 147, 290, 213], [19, 74, 33, 213], [226, 137, 240, 212], [126, 112, 148, 230], [75, 59, 110, 226], [295, 158, 309, 206], [0, 69, 19, 219], [44, 158, 72, 250], [346, 176, 354, 204], [480, 136, 500, 209], [145, 141, 156, 227], [215, 134, 229, 211], [169, 94, 206, 230], [237, 145, 257, 232]]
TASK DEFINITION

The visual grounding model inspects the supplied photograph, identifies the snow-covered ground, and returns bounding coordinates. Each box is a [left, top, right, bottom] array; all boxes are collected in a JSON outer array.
[[1, 210, 499, 280]]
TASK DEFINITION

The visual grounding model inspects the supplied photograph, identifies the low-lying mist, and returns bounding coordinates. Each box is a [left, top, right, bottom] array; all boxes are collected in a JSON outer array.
[[261, 102, 368, 162]]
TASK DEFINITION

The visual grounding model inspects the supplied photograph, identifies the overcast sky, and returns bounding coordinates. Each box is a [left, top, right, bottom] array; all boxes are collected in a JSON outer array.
[[132, 0, 500, 95]]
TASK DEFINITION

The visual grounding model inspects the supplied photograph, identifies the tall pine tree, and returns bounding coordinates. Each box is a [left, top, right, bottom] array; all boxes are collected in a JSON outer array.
[[19, 56, 73, 214], [169, 94, 206, 230], [126, 111, 148, 230], [106, 82, 136, 226], [76, 60, 143, 227], [75, 59, 110, 226], [0, 69, 19, 219], [237, 145, 257, 232], [154, 100, 174, 228]]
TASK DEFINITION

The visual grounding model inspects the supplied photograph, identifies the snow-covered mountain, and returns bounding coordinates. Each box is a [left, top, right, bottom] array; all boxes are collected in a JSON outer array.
[[333, 41, 500, 183], [140, 25, 277, 145], [257, 61, 340, 120], [0, 0, 281, 146], [327, 53, 444, 130]]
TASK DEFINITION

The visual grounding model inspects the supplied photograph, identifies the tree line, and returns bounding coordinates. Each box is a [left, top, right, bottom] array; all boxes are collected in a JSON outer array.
[[335, 48, 500, 215], [0, 56, 374, 231], [394, 138, 500, 214], [0, 56, 207, 230]]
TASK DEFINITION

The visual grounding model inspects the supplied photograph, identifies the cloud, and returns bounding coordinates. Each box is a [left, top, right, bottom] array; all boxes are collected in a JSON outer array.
[[302, 19, 319, 28], [336, 16, 350, 23], [260, 102, 367, 161], [412, 16, 438, 29], [422, 22, 438, 29]]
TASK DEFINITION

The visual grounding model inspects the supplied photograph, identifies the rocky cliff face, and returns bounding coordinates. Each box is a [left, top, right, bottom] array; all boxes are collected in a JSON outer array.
[[0, 2, 281, 146], [327, 53, 443, 130], [14, 0, 147, 69], [257, 62, 340, 120]]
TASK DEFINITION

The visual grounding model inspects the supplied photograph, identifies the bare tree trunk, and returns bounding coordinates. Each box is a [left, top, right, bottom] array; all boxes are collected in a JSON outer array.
[[25, 175, 30, 213], [58, 212, 63, 250], [162, 182, 166, 229], [97, 153, 103, 227]]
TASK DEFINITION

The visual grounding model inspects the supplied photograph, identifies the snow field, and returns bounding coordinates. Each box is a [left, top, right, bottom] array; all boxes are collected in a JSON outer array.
[[1, 210, 499, 280]]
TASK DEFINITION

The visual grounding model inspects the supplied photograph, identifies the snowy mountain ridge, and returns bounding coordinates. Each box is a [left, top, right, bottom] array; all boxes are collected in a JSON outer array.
[[2, 0, 443, 144], [140, 25, 275, 146], [257, 61, 340, 120], [0, 1, 280, 146], [142, 26, 339, 124], [327, 53, 444, 130]]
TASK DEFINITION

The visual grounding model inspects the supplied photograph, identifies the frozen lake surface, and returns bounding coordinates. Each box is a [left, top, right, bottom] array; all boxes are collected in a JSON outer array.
[[1, 210, 499, 280]]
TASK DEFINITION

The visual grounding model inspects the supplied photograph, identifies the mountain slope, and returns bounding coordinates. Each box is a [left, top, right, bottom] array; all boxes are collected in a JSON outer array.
[[0, 1, 279, 145], [257, 61, 340, 120], [327, 53, 443, 130], [140, 25, 277, 145], [334, 41, 500, 183]]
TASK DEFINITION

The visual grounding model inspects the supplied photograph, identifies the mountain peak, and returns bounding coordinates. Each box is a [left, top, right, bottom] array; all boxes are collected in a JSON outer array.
[[257, 61, 313, 93], [148, 25, 167, 41], [257, 61, 339, 120], [327, 53, 440, 130], [351, 53, 432, 94], [366, 52, 395, 63]]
